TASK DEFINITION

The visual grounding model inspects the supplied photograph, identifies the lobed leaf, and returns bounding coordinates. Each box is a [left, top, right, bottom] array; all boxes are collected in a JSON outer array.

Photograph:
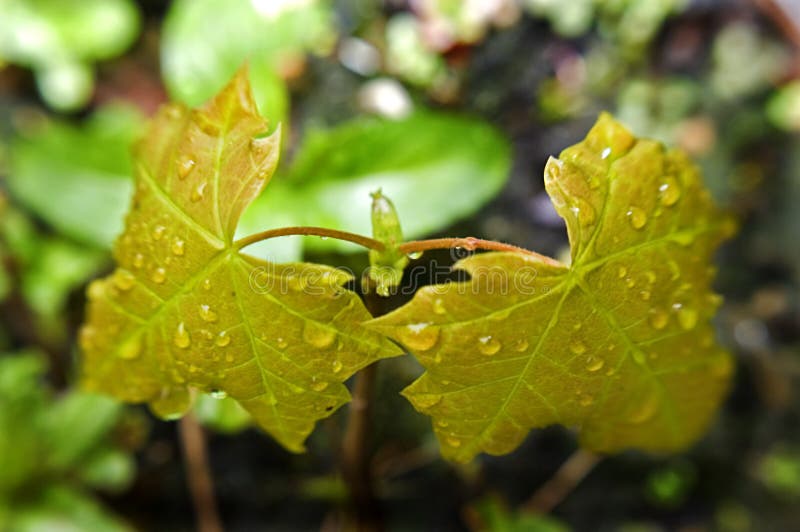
[[79, 69, 401, 452], [369, 113, 736, 462]]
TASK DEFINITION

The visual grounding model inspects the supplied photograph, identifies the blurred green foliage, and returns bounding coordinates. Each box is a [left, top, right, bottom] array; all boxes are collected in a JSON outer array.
[[0, 0, 140, 110], [0, 353, 133, 531]]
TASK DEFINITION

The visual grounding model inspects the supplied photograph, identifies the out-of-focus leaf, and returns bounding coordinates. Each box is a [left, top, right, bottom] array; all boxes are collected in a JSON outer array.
[[79, 69, 401, 452], [0, 0, 141, 110], [8, 105, 145, 248], [241, 112, 512, 256], [9, 484, 131, 532], [471, 496, 569, 532], [161, 0, 334, 125], [194, 393, 252, 434], [0, 353, 132, 529], [369, 114, 735, 462], [767, 81, 800, 132], [367, 191, 408, 296]]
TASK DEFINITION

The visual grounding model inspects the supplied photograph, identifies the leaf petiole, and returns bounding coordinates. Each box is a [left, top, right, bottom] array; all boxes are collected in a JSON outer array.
[[234, 226, 386, 252], [399, 237, 562, 266]]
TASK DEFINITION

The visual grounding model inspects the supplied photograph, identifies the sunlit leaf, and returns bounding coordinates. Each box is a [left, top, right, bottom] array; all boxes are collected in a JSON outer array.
[[369, 113, 736, 462], [79, 69, 401, 452]]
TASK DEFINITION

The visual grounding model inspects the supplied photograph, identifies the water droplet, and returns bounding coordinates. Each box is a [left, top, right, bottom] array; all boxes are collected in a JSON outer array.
[[210, 389, 227, 399], [133, 253, 145, 269], [628, 388, 659, 424], [202, 278, 212, 291], [302, 322, 336, 348], [571, 198, 596, 225], [570, 341, 587, 355], [332, 360, 343, 374], [633, 350, 646, 365], [579, 394, 594, 407], [658, 177, 681, 206], [276, 337, 288, 349], [478, 335, 501, 356], [224, 353, 234, 363], [446, 437, 462, 448], [151, 267, 166, 284], [648, 309, 669, 330], [398, 323, 440, 352], [171, 238, 185, 256], [311, 379, 329, 392], [626, 206, 648, 229], [174, 322, 191, 348], [617, 266, 628, 279], [645, 271, 657, 284], [113, 270, 136, 291], [119, 333, 143, 360], [177, 156, 196, 179], [601, 147, 612, 159], [432, 298, 447, 315], [640, 290, 651, 301], [215, 331, 230, 347], [671, 232, 695, 246], [585, 355, 604, 372], [413, 393, 442, 409], [625, 277, 636, 288], [191, 182, 207, 202], [199, 304, 218, 322], [437, 419, 449, 428], [675, 305, 698, 330], [514, 339, 529, 352], [152, 225, 166, 241], [407, 251, 423, 260]]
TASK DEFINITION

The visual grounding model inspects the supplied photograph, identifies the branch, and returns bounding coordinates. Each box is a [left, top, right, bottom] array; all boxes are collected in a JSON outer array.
[[520, 449, 601, 515], [234, 226, 385, 252], [179, 414, 224, 532]]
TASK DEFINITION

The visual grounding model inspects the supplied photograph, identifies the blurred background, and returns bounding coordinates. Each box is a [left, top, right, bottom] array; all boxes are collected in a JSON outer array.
[[1, 0, 799, 530]]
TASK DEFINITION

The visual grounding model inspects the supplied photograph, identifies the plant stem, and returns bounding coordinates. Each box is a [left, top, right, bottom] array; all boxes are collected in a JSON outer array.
[[179, 414, 224, 532], [398, 237, 563, 266], [234, 226, 385, 252], [340, 362, 382, 531], [520, 449, 601, 514]]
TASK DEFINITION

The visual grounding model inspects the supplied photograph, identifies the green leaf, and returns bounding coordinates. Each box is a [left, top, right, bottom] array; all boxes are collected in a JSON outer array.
[[0, 0, 141, 110], [8, 105, 145, 247], [79, 68, 401, 452], [9, 484, 131, 532], [241, 112, 512, 256], [193, 393, 252, 434], [366, 190, 408, 297], [161, 0, 333, 125], [369, 113, 736, 462]]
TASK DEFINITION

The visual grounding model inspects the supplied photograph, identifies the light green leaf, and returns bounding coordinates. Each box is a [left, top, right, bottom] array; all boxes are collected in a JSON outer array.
[[79, 68, 401, 452], [369, 113, 736, 462]]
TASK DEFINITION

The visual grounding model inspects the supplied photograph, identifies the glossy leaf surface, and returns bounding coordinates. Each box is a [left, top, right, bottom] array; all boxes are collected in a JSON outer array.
[[79, 69, 400, 452], [369, 113, 736, 462]]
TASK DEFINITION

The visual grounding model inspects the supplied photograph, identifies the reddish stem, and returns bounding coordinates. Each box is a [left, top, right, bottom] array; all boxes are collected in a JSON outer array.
[[234, 226, 385, 252], [399, 237, 562, 266]]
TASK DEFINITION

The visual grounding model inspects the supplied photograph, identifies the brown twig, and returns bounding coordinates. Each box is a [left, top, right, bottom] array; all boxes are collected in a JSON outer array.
[[520, 449, 602, 515], [398, 237, 562, 266], [340, 362, 382, 531], [179, 414, 224, 532], [234, 226, 385, 252]]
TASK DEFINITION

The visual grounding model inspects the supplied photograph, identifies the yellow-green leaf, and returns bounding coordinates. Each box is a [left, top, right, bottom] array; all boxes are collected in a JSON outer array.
[[368, 113, 736, 462], [79, 69, 401, 452]]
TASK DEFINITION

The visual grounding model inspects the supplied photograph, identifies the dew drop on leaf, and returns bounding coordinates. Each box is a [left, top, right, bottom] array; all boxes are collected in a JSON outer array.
[[675, 305, 698, 330], [570, 341, 587, 355], [585, 355, 604, 372], [432, 298, 447, 315], [215, 331, 230, 347], [626, 206, 648, 229], [199, 304, 218, 322], [302, 322, 336, 349], [191, 182, 207, 202], [617, 266, 627, 278], [177, 156, 196, 179], [446, 436, 462, 448], [174, 322, 191, 349], [331, 360, 343, 374], [398, 322, 440, 352], [514, 339, 529, 352], [151, 267, 167, 284], [276, 337, 288, 349], [171, 238, 185, 256], [152, 225, 166, 241], [659, 177, 682, 206], [210, 389, 227, 399], [478, 335, 501, 356], [113, 269, 136, 291], [119, 333, 143, 360], [311, 379, 329, 392], [649, 309, 669, 330], [407, 251, 423, 260], [571, 197, 596, 225], [133, 253, 144, 269]]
